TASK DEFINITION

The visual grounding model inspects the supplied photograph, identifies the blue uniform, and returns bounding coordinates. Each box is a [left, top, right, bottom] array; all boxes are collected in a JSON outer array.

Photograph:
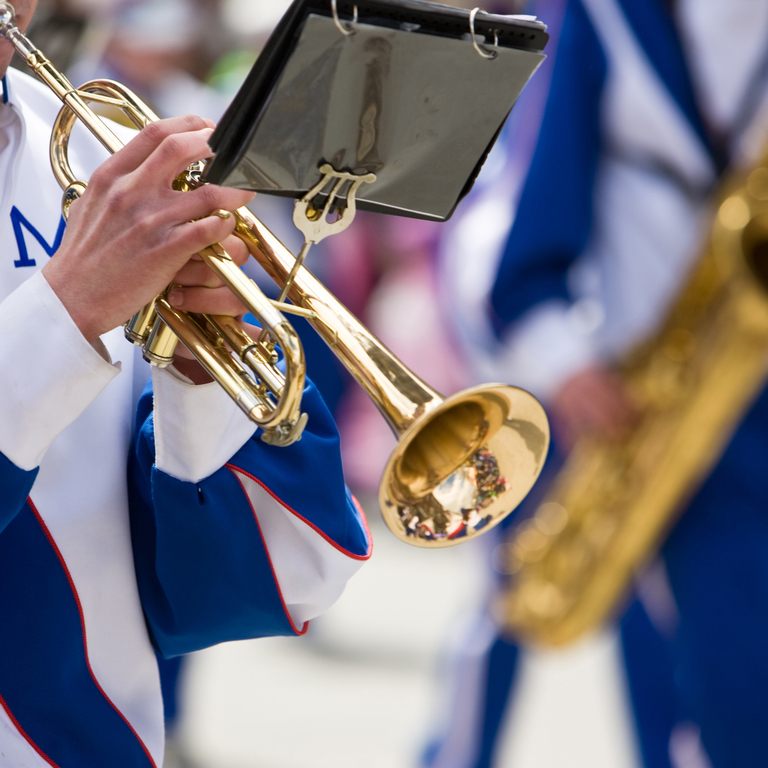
[[0, 69, 371, 767], [429, 1, 768, 766]]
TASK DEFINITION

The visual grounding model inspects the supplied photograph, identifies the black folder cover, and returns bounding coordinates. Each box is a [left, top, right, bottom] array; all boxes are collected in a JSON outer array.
[[204, 0, 547, 221]]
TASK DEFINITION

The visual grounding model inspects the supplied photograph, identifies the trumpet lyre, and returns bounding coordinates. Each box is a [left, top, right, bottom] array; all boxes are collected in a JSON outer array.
[[0, 0, 550, 546]]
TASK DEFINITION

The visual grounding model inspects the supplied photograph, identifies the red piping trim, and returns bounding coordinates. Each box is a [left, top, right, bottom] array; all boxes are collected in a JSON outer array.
[[27, 498, 159, 768], [225, 464, 373, 561], [350, 494, 373, 554], [0, 691, 60, 767], [228, 473, 308, 636]]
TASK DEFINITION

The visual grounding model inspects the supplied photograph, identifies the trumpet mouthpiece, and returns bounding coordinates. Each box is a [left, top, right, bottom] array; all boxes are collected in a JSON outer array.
[[0, 2, 37, 59], [0, 3, 16, 36]]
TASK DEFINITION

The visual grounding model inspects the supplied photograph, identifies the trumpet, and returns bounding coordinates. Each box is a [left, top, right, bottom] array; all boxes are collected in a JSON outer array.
[[0, 1, 549, 547]]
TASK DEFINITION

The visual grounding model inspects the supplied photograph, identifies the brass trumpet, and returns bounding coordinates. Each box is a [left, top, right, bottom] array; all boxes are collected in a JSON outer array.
[[0, 2, 549, 547]]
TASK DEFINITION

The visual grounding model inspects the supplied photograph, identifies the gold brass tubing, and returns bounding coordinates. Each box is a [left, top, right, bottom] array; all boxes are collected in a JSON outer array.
[[242, 349, 286, 395], [207, 314, 258, 358], [125, 300, 160, 345], [28, 53, 124, 155], [266, 302, 317, 320], [231, 206, 549, 547], [207, 315, 286, 395], [50, 79, 157, 191], [194, 241, 305, 430], [155, 295, 301, 431], [197, 243, 287, 333], [155, 298, 272, 422]]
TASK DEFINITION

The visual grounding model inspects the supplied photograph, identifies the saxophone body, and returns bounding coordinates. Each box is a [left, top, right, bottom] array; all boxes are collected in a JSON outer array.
[[498, 148, 768, 647]]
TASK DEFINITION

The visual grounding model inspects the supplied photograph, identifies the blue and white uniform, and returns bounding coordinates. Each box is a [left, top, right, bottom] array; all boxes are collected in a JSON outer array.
[[0, 68, 371, 768], [431, 1, 768, 767]]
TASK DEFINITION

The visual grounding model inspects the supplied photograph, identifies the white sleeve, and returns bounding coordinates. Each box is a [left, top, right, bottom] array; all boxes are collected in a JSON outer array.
[[150, 366, 257, 484], [0, 271, 120, 471], [494, 298, 603, 402]]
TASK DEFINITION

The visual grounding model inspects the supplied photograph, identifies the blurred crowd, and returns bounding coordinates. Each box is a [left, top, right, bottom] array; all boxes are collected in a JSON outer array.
[[17, 0, 279, 120]]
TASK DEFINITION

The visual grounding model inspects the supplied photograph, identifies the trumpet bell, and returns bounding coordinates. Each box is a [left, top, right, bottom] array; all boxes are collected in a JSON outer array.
[[381, 384, 549, 547]]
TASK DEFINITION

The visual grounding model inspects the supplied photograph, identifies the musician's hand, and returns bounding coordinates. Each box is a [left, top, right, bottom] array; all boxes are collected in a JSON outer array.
[[168, 233, 251, 384], [167, 233, 250, 315], [42, 115, 255, 344], [549, 365, 639, 451]]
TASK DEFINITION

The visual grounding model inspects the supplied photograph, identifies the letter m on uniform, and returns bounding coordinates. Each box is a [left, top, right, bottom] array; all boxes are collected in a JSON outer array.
[[11, 206, 65, 268]]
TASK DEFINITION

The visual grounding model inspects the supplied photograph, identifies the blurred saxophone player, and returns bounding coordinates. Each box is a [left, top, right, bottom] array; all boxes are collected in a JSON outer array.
[[427, 1, 768, 767], [0, 1, 371, 765]]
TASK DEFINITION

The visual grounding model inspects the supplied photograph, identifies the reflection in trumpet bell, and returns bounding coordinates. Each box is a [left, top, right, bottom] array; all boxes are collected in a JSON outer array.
[[381, 385, 550, 548]]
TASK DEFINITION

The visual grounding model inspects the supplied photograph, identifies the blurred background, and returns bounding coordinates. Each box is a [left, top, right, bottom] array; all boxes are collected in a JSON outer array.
[[13, 2, 645, 767]]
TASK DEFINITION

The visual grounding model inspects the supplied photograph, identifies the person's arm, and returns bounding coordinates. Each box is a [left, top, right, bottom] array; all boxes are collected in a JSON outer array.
[[0, 270, 120, 532], [488, 0, 608, 401], [0, 115, 254, 526], [487, 1, 639, 447], [128, 371, 371, 658], [43, 112, 370, 653]]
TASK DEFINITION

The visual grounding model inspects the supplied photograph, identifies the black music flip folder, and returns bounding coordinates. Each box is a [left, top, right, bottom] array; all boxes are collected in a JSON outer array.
[[204, 0, 548, 221]]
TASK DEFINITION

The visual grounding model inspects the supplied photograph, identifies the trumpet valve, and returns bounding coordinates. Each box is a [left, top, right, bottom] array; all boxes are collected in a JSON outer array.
[[143, 317, 178, 368]]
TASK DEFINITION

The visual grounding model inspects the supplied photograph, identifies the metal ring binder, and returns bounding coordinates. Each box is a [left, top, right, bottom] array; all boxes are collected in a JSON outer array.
[[469, 7, 498, 60], [331, 0, 358, 35], [204, 0, 548, 219]]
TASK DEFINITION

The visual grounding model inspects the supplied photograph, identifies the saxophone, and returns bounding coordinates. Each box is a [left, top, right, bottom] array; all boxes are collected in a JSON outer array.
[[497, 146, 768, 647]]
